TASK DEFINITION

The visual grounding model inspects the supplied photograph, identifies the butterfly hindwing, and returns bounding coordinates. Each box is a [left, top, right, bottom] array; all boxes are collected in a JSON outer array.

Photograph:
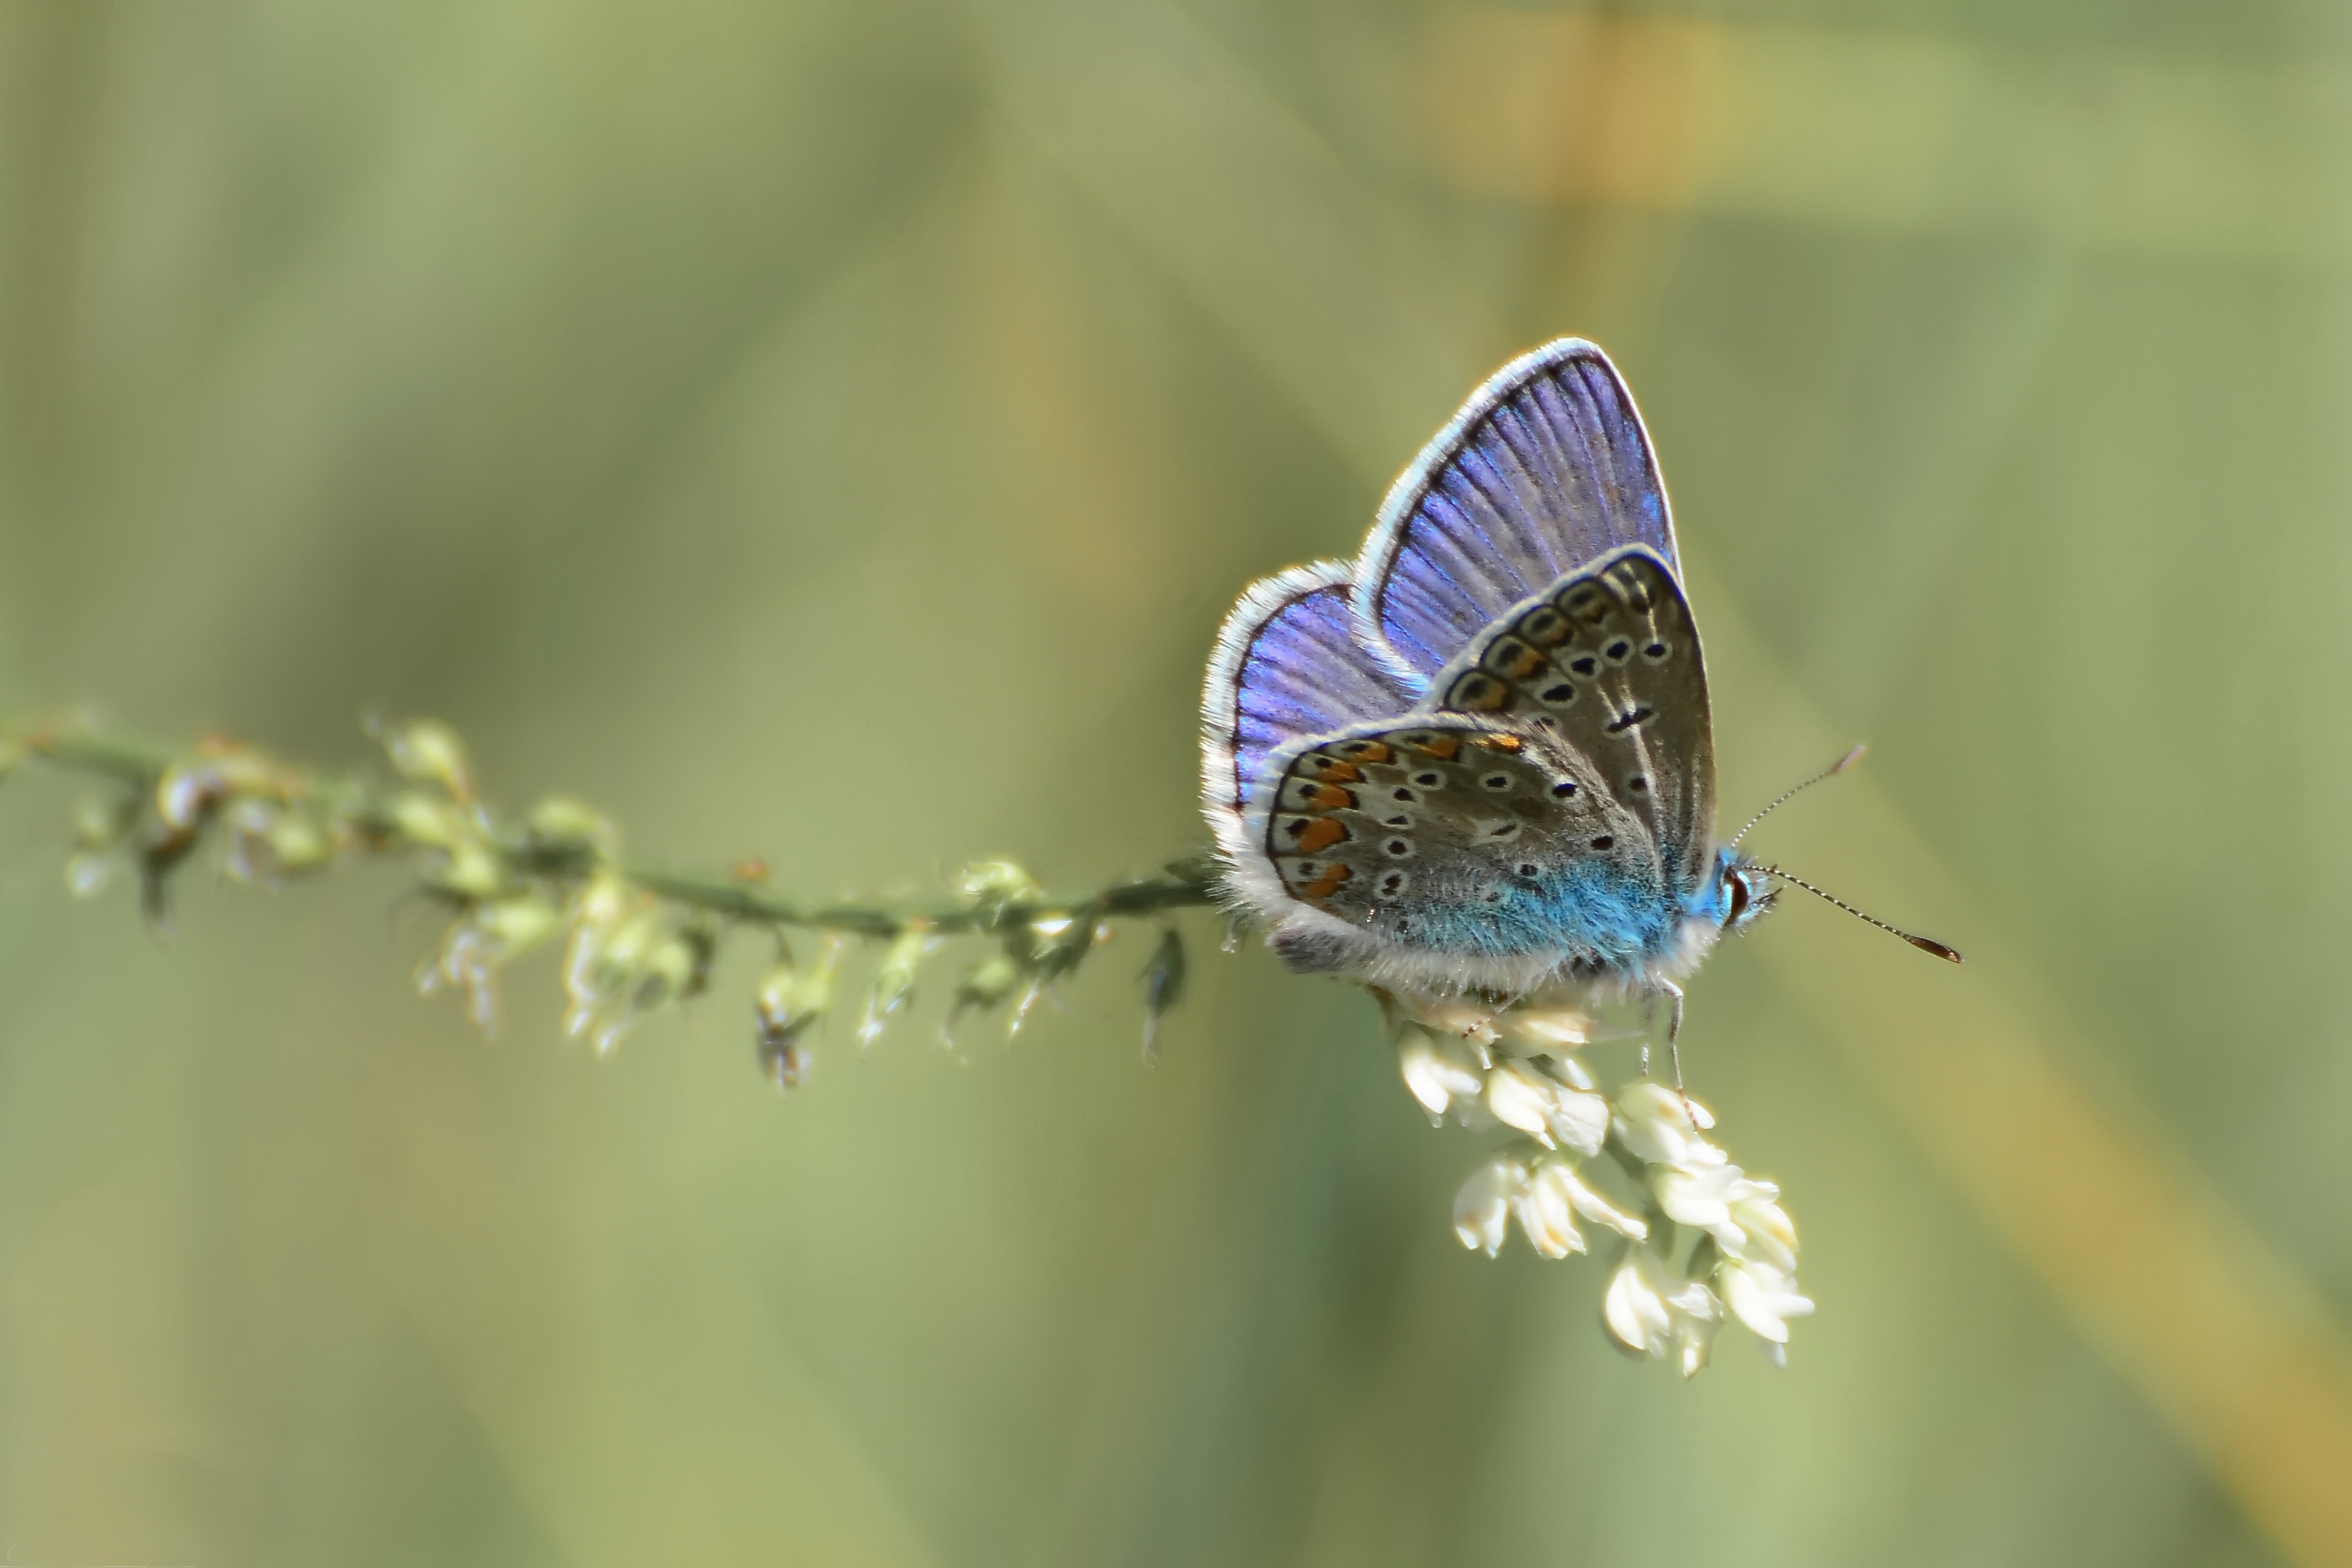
[[1257, 719, 1669, 964], [1354, 340, 1676, 687], [1425, 548, 1716, 899]]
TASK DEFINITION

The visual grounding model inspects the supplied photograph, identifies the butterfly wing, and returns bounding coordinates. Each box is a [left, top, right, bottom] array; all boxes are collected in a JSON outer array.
[[1252, 717, 1665, 970], [1201, 561, 1415, 867], [1353, 340, 1676, 689], [1423, 547, 1716, 899]]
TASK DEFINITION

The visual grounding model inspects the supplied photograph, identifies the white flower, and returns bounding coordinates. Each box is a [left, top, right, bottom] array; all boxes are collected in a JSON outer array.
[[1723, 1189, 1799, 1273], [1453, 1157, 1525, 1257], [1399, 1029, 1487, 1120], [1544, 1159, 1649, 1241], [1486, 1060, 1562, 1144], [1496, 1005, 1599, 1053], [1720, 1259, 1816, 1347], [1484, 1061, 1610, 1155], [1400, 995, 1501, 1048], [1612, 1081, 1726, 1169], [1543, 1079, 1611, 1157], [1651, 1160, 1767, 1233], [1513, 1162, 1588, 1259], [1604, 1247, 1723, 1377]]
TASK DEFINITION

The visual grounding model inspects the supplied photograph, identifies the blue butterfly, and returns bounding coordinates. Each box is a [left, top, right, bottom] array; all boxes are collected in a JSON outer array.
[[1201, 340, 1953, 1035]]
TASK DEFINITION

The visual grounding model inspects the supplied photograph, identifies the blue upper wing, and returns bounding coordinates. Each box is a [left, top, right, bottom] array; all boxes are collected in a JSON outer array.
[[1351, 340, 1676, 688], [1200, 562, 1415, 819]]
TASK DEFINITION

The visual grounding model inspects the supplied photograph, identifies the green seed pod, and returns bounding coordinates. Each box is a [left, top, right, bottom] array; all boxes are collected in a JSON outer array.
[[388, 791, 473, 851], [757, 937, 844, 1088], [378, 717, 475, 801], [1140, 925, 1186, 1060], [264, 809, 334, 873], [430, 840, 508, 900], [859, 922, 932, 1046], [954, 858, 1042, 908], [525, 795, 617, 859], [946, 951, 1021, 1041]]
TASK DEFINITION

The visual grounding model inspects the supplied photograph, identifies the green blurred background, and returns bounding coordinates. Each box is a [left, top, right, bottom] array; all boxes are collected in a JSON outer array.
[[5, 1, 2351, 1562]]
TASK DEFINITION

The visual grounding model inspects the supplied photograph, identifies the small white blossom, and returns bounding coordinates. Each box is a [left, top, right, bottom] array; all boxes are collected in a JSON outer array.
[[1495, 1005, 1599, 1052], [1612, 1080, 1726, 1168], [1402, 996, 1502, 1048], [1721, 1259, 1816, 1347], [1543, 1077, 1611, 1157], [1513, 1162, 1588, 1258], [1453, 1157, 1525, 1256], [1651, 1160, 1766, 1233], [1486, 1060, 1562, 1144], [1545, 1159, 1649, 1241], [1484, 1060, 1610, 1155], [1724, 1189, 1799, 1273], [1605, 1247, 1723, 1377], [1399, 1029, 1487, 1119]]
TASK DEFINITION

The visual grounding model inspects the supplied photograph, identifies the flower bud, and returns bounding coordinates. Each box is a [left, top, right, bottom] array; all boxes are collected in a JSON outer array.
[[1605, 1247, 1723, 1377], [1485, 1060, 1561, 1145], [388, 792, 473, 851], [954, 859, 1042, 906], [378, 717, 474, 800], [525, 795, 617, 857], [1514, 1162, 1588, 1259], [1453, 1157, 1525, 1257], [1612, 1081, 1726, 1168], [1496, 1005, 1598, 1053], [1398, 1029, 1485, 1119], [859, 923, 932, 1046], [1544, 1159, 1649, 1241], [1403, 996, 1500, 1048], [1139, 925, 1185, 1060], [1720, 1259, 1815, 1346]]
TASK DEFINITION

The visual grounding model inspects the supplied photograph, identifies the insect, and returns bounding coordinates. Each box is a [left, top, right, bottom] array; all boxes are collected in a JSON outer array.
[[1200, 340, 1955, 1059]]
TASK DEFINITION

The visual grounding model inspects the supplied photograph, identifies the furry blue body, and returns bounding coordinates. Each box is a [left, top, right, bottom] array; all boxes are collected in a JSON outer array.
[[1397, 847, 1750, 964]]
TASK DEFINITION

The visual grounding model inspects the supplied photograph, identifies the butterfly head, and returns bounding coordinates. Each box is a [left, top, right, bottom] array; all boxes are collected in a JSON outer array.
[[1686, 847, 1775, 941]]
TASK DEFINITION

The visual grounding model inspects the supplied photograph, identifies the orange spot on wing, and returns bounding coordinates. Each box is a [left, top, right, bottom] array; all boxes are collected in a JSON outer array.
[[1477, 733, 1524, 752], [1489, 641, 1545, 679], [1293, 818, 1347, 853], [1305, 783, 1357, 809], [1413, 734, 1462, 760], [1313, 759, 1363, 783], [1304, 865, 1354, 900]]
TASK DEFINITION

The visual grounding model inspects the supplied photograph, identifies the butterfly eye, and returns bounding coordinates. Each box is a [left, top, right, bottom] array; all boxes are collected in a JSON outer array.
[[1726, 873, 1752, 924]]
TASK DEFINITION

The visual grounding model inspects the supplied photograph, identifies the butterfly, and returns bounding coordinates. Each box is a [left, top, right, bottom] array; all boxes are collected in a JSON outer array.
[[1200, 340, 1954, 1037]]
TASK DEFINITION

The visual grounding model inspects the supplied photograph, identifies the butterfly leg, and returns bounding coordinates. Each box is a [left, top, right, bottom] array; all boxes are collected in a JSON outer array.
[[1656, 979, 1687, 1094]]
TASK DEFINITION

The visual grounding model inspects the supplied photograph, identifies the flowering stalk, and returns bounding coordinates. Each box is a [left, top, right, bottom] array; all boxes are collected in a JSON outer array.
[[7, 711, 1810, 1376], [1403, 996, 1814, 1377], [1, 712, 1216, 1075]]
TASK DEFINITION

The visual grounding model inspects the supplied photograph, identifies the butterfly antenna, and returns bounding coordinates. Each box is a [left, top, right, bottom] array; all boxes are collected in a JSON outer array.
[[1730, 744, 1868, 848], [1751, 864, 1963, 963]]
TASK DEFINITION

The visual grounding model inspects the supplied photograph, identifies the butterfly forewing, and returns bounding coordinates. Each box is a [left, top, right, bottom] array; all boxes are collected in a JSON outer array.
[[1354, 342, 1675, 685], [1426, 548, 1716, 898]]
